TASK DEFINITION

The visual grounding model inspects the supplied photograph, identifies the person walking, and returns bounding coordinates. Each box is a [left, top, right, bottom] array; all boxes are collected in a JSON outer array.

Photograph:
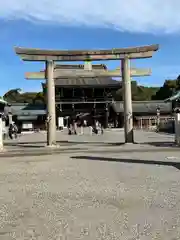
[[89, 125, 93, 135], [12, 122, 18, 139], [72, 120, 77, 135], [80, 119, 84, 135], [100, 122, 104, 134], [68, 117, 72, 135], [8, 124, 13, 139], [8, 122, 18, 139]]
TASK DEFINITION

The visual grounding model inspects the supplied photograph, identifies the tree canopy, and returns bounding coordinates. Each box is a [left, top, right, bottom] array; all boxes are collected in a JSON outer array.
[[114, 81, 159, 101], [152, 77, 180, 100], [3, 76, 180, 104]]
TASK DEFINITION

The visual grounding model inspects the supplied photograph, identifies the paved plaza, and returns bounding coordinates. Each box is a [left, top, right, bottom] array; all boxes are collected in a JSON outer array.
[[0, 130, 180, 239], [3, 128, 176, 153]]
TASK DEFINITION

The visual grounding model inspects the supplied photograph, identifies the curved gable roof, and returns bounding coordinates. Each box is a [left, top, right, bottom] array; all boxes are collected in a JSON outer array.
[[46, 64, 120, 87], [54, 77, 120, 87]]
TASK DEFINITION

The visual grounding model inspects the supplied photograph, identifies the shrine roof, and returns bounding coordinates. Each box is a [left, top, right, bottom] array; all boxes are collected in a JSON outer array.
[[55, 77, 120, 87], [9, 103, 46, 116], [111, 101, 172, 113], [43, 64, 120, 88], [164, 91, 180, 102]]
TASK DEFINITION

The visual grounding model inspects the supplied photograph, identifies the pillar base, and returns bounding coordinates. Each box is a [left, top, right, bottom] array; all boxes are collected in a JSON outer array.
[[0, 146, 4, 151], [125, 129, 134, 143], [175, 139, 180, 146], [46, 142, 57, 148]]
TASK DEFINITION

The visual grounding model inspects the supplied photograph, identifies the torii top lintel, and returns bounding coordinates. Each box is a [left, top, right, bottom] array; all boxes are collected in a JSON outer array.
[[14, 44, 159, 61]]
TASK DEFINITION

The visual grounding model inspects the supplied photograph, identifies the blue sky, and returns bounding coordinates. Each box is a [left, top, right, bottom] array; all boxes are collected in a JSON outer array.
[[0, 0, 180, 96]]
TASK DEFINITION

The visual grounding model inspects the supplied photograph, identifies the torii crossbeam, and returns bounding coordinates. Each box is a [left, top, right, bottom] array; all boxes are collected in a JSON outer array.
[[15, 45, 158, 61], [25, 67, 152, 79]]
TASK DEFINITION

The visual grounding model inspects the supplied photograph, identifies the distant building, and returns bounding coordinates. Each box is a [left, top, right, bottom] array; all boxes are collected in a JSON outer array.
[[42, 64, 120, 128], [7, 64, 173, 130], [0, 99, 7, 114], [8, 103, 46, 131], [110, 101, 172, 129]]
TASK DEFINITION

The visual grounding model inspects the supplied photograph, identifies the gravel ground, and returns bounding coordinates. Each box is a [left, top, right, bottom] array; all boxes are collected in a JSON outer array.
[[0, 130, 179, 239], [0, 153, 180, 238]]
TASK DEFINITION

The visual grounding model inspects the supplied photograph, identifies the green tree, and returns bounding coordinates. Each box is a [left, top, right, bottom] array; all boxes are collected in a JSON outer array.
[[152, 79, 179, 100], [114, 81, 159, 101], [33, 92, 45, 104]]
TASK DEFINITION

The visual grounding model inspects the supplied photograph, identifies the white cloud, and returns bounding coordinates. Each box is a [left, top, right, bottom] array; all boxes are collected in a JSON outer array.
[[0, 0, 180, 34]]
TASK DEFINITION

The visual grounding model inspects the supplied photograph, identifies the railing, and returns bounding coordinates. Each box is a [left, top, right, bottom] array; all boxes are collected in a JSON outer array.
[[55, 97, 113, 102]]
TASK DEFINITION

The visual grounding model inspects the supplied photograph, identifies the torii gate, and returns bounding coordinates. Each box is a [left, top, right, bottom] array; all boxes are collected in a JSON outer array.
[[15, 45, 159, 146]]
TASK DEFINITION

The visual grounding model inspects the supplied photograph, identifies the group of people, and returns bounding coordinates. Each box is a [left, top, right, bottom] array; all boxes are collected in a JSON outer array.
[[67, 116, 104, 135], [8, 122, 18, 139], [3, 121, 18, 140], [68, 119, 77, 135]]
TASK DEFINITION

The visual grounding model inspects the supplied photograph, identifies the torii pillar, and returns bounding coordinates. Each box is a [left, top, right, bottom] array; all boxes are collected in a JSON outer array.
[[121, 57, 134, 143], [46, 61, 56, 146]]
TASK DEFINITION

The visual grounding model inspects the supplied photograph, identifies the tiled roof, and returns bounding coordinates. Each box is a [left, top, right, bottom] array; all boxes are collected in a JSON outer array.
[[54, 77, 120, 87], [111, 101, 172, 113], [0, 99, 7, 104], [42, 64, 120, 87], [10, 103, 46, 116], [164, 91, 180, 102]]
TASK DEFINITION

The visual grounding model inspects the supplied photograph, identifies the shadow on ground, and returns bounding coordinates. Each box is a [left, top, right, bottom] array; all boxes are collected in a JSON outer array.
[[71, 155, 180, 170], [106, 142, 138, 146], [3, 140, 179, 150], [0, 147, 90, 158], [142, 141, 177, 148], [105, 141, 178, 148], [4, 141, 82, 148], [4, 141, 125, 148]]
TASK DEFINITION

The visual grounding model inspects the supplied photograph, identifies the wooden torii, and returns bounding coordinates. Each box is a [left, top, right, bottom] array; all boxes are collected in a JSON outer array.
[[15, 45, 159, 146]]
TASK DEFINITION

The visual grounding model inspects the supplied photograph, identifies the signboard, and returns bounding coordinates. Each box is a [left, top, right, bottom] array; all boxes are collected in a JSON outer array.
[[18, 116, 38, 120], [58, 117, 64, 127], [22, 122, 33, 129]]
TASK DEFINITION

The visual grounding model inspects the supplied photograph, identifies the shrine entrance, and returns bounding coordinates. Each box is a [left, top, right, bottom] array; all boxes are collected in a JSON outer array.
[[15, 45, 159, 146]]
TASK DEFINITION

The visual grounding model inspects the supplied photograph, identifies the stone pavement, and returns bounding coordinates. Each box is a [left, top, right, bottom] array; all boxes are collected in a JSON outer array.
[[0, 130, 180, 238], [15, 128, 175, 144], [0, 128, 177, 158]]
